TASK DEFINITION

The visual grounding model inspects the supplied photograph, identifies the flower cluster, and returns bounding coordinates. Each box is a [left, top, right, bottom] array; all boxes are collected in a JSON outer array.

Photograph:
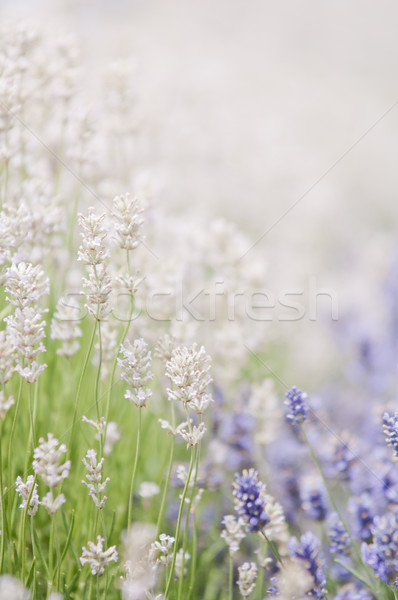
[[284, 386, 308, 425], [82, 449, 110, 510], [80, 536, 118, 576], [166, 344, 213, 413], [237, 562, 258, 598], [361, 512, 398, 583], [118, 338, 153, 407], [149, 534, 175, 567], [383, 412, 398, 458], [221, 514, 246, 555], [78, 208, 112, 321], [112, 193, 144, 250], [233, 469, 270, 533], [32, 433, 70, 515], [5, 262, 49, 382], [289, 532, 326, 599], [15, 475, 39, 517]]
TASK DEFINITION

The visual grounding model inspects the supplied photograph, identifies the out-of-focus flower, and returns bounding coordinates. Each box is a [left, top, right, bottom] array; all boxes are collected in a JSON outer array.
[[221, 514, 246, 555], [15, 475, 39, 517], [284, 386, 308, 425], [33, 433, 70, 488], [237, 562, 257, 598], [289, 532, 326, 599]]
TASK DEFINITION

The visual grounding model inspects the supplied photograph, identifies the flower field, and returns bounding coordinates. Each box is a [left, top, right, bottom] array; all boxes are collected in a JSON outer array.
[[1, 11, 398, 600]]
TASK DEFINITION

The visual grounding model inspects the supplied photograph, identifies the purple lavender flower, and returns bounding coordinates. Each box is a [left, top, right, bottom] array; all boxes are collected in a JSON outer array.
[[349, 494, 375, 540], [289, 531, 326, 598], [232, 468, 270, 533], [301, 480, 328, 522], [383, 412, 398, 458], [361, 512, 398, 583], [285, 386, 308, 425], [328, 513, 351, 555]]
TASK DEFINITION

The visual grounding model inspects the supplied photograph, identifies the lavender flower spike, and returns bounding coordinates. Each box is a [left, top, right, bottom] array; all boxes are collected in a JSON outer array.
[[285, 386, 308, 425], [233, 468, 270, 533], [383, 412, 398, 457]]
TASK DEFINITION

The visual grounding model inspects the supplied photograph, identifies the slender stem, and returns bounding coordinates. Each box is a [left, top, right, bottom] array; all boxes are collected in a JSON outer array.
[[94, 320, 103, 456], [177, 446, 198, 600], [0, 419, 5, 572], [164, 447, 195, 599], [229, 555, 234, 600], [127, 408, 142, 530], [47, 514, 55, 598], [28, 383, 36, 448], [8, 377, 23, 490], [68, 320, 97, 458], [187, 514, 197, 600], [21, 474, 37, 584], [180, 420, 202, 600], [104, 299, 134, 427], [157, 403, 176, 535]]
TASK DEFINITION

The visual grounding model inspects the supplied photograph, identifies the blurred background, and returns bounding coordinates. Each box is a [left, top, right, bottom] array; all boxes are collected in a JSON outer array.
[[2, 0, 398, 392]]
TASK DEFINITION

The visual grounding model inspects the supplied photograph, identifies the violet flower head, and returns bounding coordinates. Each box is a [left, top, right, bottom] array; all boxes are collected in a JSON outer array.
[[232, 468, 270, 533], [361, 512, 398, 583], [383, 412, 398, 458], [289, 531, 326, 598], [285, 386, 308, 425]]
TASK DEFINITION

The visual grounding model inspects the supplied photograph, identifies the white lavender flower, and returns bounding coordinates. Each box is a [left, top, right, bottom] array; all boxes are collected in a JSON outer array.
[[5, 262, 49, 309], [0, 575, 30, 600], [138, 482, 160, 499], [237, 562, 258, 598], [166, 344, 213, 412], [149, 534, 175, 567], [32, 433, 70, 488], [101, 421, 121, 456], [221, 515, 246, 555], [41, 491, 66, 516], [78, 208, 112, 321], [15, 475, 39, 517], [82, 449, 109, 510], [0, 391, 14, 419], [118, 339, 152, 407], [175, 421, 206, 448], [4, 261, 49, 382], [77, 209, 109, 266], [175, 548, 190, 579], [80, 535, 118, 576], [0, 330, 15, 385], [112, 193, 144, 250]]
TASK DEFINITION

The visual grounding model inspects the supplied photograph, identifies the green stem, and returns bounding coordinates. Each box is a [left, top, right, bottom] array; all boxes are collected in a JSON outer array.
[[229, 555, 234, 600], [127, 408, 142, 530], [21, 474, 37, 584], [68, 320, 97, 459], [8, 377, 23, 490], [187, 514, 197, 600], [104, 299, 134, 427], [164, 447, 195, 599], [94, 320, 103, 455], [156, 403, 176, 535], [0, 419, 5, 572], [47, 514, 55, 598]]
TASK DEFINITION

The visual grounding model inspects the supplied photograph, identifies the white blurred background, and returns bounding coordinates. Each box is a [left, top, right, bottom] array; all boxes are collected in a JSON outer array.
[[3, 0, 398, 388]]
